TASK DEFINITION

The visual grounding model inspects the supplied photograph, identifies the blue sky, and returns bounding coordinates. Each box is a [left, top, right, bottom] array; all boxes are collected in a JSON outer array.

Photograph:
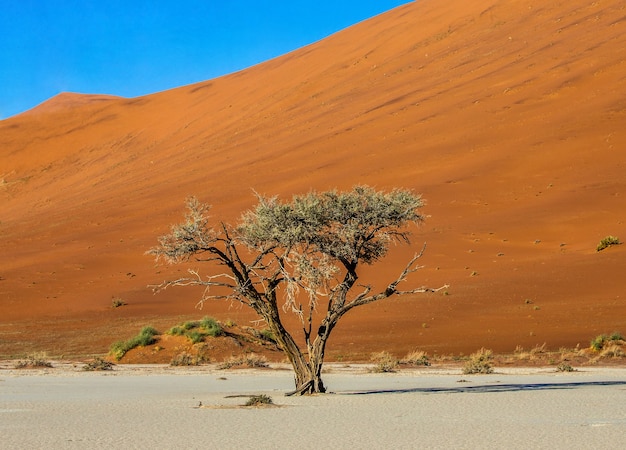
[[0, 1, 409, 119]]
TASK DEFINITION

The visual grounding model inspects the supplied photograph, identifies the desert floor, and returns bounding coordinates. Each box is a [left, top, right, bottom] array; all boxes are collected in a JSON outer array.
[[1, 364, 626, 448]]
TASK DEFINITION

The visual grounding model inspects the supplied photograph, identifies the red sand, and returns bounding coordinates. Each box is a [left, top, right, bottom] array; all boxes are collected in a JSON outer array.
[[1, 0, 625, 360]]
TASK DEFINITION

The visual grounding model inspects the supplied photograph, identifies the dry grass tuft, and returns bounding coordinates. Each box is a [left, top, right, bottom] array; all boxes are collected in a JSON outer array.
[[218, 353, 268, 369], [14, 352, 53, 369], [463, 348, 494, 374], [401, 349, 431, 366], [370, 351, 399, 373]]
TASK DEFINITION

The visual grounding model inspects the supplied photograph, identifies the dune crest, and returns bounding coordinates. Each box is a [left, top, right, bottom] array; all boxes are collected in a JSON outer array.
[[1, 0, 625, 359]]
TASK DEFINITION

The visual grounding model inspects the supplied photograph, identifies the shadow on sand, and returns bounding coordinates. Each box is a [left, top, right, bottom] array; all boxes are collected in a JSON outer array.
[[340, 380, 626, 396]]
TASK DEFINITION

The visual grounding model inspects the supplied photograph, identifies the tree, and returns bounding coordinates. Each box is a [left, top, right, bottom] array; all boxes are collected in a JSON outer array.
[[149, 185, 446, 395]]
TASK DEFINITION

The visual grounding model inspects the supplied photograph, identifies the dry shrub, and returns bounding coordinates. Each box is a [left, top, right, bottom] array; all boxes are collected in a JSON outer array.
[[244, 394, 273, 407], [170, 352, 209, 366], [83, 357, 115, 371], [370, 351, 399, 373], [14, 352, 53, 369], [218, 353, 268, 369], [556, 362, 575, 372], [514, 345, 531, 361], [463, 348, 494, 374], [401, 349, 431, 366], [600, 344, 625, 358], [530, 342, 547, 356]]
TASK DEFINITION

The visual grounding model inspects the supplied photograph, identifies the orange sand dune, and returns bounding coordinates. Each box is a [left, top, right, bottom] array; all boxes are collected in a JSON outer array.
[[1, 0, 625, 360]]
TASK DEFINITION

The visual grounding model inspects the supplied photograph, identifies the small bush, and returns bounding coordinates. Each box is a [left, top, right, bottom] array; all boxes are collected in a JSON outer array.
[[167, 325, 186, 336], [370, 351, 399, 373], [111, 297, 126, 308], [83, 357, 115, 371], [183, 320, 199, 330], [463, 348, 494, 374], [609, 331, 624, 342], [590, 334, 608, 351], [168, 317, 223, 342], [402, 350, 431, 366], [600, 344, 625, 358], [200, 316, 223, 337], [596, 236, 621, 252], [218, 353, 268, 369], [14, 352, 53, 369], [244, 394, 273, 406], [170, 352, 208, 366], [259, 328, 277, 343], [556, 362, 575, 372], [109, 326, 159, 360], [186, 330, 205, 344]]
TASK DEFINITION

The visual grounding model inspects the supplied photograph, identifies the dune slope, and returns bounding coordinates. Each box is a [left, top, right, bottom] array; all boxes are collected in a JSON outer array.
[[1, 0, 625, 359]]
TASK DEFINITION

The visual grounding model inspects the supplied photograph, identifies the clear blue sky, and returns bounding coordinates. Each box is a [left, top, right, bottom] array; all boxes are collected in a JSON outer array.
[[0, 0, 409, 119]]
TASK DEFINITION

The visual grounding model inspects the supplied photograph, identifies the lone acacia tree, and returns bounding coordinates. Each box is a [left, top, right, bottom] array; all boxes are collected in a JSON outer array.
[[149, 185, 445, 395]]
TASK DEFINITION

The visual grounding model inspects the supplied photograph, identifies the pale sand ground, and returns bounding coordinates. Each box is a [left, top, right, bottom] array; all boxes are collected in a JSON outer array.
[[1, 364, 625, 449]]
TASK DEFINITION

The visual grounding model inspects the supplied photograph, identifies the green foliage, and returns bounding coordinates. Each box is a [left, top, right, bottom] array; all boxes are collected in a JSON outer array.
[[186, 330, 205, 344], [609, 331, 624, 341], [200, 316, 223, 337], [182, 320, 199, 330], [591, 334, 608, 351], [109, 326, 159, 361], [596, 236, 621, 252], [259, 328, 277, 343], [462, 348, 494, 374], [591, 332, 624, 351], [239, 185, 424, 265], [167, 317, 222, 343], [167, 325, 185, 336]]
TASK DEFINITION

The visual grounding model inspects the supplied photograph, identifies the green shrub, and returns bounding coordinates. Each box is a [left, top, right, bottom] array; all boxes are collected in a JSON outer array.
[[109, 326, 159, 360], [200, 316, 223, 337], [186, 330, 205, 344], [591, 334, 607, 351], [609, 331, 624, 342], [167, 325, 186, 336], [168, 317, 222, 342], [182, 320, 199, 330], [596, 236, 621, 252], [259, 328, 277, 343], [462, 348, 494, 374]]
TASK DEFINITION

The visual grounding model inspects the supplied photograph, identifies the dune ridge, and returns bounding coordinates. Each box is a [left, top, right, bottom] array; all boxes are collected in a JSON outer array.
[[1, 0, 625, 359]]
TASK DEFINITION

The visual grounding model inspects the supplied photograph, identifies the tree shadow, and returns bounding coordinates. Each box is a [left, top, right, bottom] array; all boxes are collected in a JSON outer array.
[[340, 380, 626, 396]]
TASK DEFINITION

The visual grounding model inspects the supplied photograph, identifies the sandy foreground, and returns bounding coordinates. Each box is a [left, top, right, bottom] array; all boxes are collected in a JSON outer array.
[[1, 364, 625, 449]]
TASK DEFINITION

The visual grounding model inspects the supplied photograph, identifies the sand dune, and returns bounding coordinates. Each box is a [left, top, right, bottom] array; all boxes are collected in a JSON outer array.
[[1, 0, 625, 359]]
